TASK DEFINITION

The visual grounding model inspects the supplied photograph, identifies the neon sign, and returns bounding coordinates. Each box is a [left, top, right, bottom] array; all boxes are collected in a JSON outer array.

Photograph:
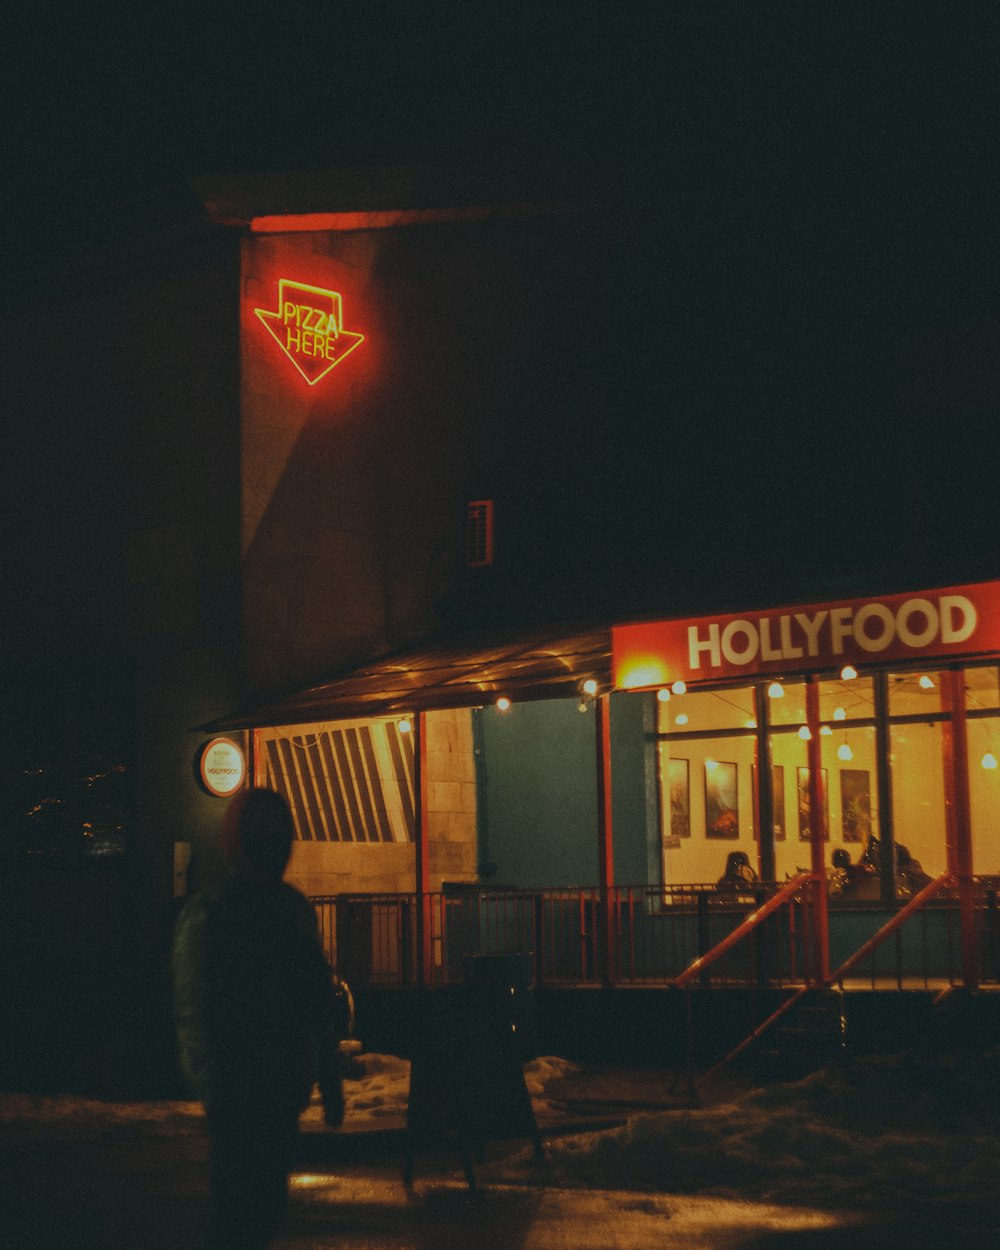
[[254, 279, 365, 385]]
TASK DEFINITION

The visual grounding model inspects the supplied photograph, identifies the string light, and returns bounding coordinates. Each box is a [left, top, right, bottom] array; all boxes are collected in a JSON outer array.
[[656, 688, 671, 703], [820, 725, 833, 736], [798, 725, 812, 741], [768, 682, 784, 699], [833, 707, 847, 721], [838, 742, 854, 761], [675, 713, 689, 725], [582, 679, 598, 697], [398, 718, 412, 734], [982, 752, 998, 770], [671, 680, 687, 695], [919, 675, 935, 690], [496, 696, 511, 712], [840, 665, 858, 680]]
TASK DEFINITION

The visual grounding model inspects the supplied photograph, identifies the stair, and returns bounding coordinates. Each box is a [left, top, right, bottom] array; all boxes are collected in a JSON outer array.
[[747, 988, 847, 1081]]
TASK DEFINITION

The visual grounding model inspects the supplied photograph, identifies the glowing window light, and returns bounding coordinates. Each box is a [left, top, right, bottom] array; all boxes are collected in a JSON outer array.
[[496, 697, 511, 712], [768, 682, 784, 698], [254, 278, 365, 385], [837, 743, 854, 761], [840, 665, 858, 680], [919, 675, 935, 690], [656, 688, 671, 703], [798, 725, 812, 741], [671, 680, 687, 695], [983, 753, 999, 770]]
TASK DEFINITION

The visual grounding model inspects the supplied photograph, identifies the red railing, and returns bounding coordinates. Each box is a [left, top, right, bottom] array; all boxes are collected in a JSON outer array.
[[309, 876, 1000, 993], [310, 879, 820, 990]]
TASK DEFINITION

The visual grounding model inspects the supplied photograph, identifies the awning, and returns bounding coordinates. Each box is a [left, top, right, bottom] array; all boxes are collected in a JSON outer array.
[[198, 624, 612, 731]]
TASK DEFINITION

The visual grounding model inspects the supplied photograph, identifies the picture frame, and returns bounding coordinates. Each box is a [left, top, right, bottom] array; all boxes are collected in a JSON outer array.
[[797, 766, 829, 840], [771, 764, 786, 841], [705, 760, 739, 839], [840, 769, 872, 843], [667, 757, 691, 840]]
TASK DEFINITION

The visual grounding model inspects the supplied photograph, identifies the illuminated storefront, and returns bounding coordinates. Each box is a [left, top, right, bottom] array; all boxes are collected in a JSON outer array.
[[614, 581, 1000, 899]]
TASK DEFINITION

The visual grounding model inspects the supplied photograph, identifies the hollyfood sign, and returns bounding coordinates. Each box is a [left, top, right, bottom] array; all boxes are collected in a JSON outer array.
[[613, 581, 1000, 690], [254, 278, 365, 386], [195, 737, 247, 798]]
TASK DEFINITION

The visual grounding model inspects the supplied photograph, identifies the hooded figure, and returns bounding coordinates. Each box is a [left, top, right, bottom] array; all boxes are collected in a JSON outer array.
[[173, 788, 344, 1250]]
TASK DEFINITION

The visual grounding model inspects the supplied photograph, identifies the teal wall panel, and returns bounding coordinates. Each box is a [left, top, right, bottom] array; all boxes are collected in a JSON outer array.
[[477, 692, 656, 889]]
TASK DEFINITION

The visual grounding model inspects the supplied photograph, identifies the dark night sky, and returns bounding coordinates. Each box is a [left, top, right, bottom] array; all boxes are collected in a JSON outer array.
[[3, 2, 1000, 616]]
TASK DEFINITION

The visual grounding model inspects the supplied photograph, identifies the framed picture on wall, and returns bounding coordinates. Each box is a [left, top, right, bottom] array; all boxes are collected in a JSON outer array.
[[840, 769, 872, 843], [705, 761, 739, 839], [797, 767, 829, 840], [771, 765, 786, 840], [667, 757, 691, 840]]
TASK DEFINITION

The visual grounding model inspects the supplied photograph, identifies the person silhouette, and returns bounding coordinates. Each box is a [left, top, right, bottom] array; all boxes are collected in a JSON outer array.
[[173, 788, 345, 1250]]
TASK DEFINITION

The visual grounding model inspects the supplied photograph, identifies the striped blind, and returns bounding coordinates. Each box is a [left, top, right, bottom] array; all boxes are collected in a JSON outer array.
[[260, 719, 415, 843]]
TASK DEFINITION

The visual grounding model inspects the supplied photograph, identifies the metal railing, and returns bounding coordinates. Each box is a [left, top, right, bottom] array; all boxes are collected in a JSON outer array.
[[310, 879, 821, 990], [310, 878, 1000, 992]]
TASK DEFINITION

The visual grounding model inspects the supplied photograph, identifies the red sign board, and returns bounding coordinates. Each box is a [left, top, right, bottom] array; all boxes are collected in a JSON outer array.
[[613, 581, 1000, 690]]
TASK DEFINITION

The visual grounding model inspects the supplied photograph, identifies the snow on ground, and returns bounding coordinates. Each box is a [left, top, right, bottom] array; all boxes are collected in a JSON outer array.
[[484, 1048, 1000, 1212], [3, 1047, 1000, 1213]]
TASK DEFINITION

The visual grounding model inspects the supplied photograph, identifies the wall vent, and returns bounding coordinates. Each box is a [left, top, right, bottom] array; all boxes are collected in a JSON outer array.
[[466, 499, 494, 567]]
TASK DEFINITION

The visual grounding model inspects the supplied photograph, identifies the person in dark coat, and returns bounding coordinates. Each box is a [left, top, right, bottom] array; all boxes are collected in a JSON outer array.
[[173, 787, 344, 1250]]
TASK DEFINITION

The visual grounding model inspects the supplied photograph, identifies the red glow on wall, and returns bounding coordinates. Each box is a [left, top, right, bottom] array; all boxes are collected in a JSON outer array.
[[254, 278, 365, 386]]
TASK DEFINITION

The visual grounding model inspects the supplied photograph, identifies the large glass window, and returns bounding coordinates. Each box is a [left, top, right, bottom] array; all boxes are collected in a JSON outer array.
[[889, 722, 946, 878], [967, 665, 1000, 876], [658, 687, 757, 886]]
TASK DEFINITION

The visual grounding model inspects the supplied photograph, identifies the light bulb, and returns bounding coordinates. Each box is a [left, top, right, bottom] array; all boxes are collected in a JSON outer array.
[[833, 707, 846, 721], [820, 725, 833, 736], [837, 743, 853, 761], [983, 752, 998, 770], [675, 713, 689, 725], [768, 682, 784, 698], [705, 758, 718, 770], [656, 688, 671, 703], [671, 680, 687, 695], [496, 696, 511, 712], [919, 675, 935, 690], [582, 679, 598, 696], [398, 718, 412, 734], [798, 725, 812, 741], [840, 665, 858, 680]]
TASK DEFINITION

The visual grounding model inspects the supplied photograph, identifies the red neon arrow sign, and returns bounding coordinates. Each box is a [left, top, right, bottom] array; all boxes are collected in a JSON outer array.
[[254, 279, 365, 385]]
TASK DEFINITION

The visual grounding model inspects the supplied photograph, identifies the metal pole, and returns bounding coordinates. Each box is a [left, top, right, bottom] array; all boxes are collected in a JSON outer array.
[[596, 694, 616, 987], [943, 669, 978, 990], [805, 677, 830, 983], [754, 683, 776, 882], [414, 712, 432, 986]]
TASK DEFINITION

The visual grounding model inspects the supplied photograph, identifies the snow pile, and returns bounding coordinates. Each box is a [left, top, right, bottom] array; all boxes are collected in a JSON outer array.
[[483, 1049, 1000, 1211]]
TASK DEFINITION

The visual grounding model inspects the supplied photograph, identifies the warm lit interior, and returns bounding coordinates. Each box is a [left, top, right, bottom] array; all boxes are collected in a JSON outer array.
[[657, 665, 1000, 889]]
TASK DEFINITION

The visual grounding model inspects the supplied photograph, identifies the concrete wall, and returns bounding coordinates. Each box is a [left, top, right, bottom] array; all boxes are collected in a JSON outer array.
[[238, 210, 604, 699]]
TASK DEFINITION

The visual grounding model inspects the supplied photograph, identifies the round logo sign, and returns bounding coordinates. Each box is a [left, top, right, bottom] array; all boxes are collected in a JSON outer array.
[[196, 737, 247, 798]]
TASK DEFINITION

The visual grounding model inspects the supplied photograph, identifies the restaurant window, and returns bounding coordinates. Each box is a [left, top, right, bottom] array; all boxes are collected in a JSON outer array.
[[888, 671, 947, 879], [657, 687, 757, 886], [967, 665, 1000, 876]]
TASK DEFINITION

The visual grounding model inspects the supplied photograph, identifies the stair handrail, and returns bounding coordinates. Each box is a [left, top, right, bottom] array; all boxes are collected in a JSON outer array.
[[700, 870, 957, 1083], [826, 870, 955, 986], [672, 873, 815, 989]]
